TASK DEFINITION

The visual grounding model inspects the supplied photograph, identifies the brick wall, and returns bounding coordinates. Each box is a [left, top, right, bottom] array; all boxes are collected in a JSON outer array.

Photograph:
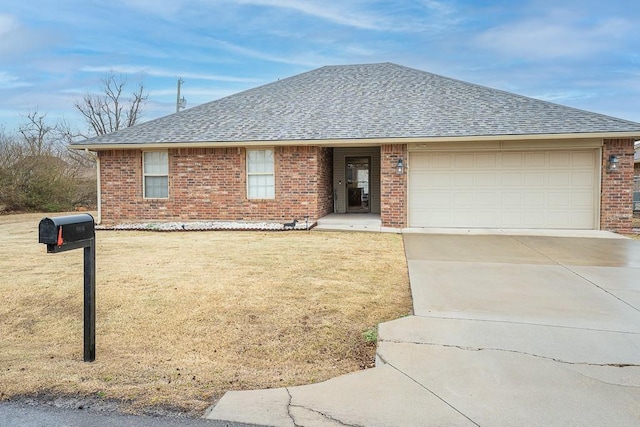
[[99, 150, 142, 222], [317, 147, 334, 217], [99, 146, 332, 224], [601, 138, 635, 232], [380, 144, 407, 228]]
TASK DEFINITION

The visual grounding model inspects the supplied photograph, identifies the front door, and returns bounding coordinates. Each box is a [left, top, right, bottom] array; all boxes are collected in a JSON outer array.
[[346, 157, 370, 213]]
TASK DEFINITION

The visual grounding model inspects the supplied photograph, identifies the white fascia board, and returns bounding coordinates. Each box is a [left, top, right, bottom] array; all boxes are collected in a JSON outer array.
[[69, 131, 640, 151]]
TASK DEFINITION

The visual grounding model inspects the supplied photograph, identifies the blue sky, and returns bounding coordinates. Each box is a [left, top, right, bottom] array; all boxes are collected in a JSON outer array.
[[1, 0, 639, 134]]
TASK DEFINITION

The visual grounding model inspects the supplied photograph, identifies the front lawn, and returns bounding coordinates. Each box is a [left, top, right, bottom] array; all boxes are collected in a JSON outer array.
[[0, 213, 411, 416]]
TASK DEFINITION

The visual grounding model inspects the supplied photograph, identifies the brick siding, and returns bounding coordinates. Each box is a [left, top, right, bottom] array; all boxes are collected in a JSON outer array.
[[380, 144, 407, 228], [101, 140, 633, 231], [601, 138, 635, 232], [99, 146, 333, 224], [317, 147, 334, 217]]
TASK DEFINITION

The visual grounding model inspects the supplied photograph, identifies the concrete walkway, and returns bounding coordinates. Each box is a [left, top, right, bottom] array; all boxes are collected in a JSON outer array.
[[206, 233, 640, 426]]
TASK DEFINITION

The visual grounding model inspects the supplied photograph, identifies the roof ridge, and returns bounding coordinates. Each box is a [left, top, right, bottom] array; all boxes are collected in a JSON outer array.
[[72, 62, 640, 147]]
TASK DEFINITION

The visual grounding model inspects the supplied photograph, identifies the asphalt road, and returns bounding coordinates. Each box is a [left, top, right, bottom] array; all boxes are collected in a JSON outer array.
[[0, 402, 264, 427]]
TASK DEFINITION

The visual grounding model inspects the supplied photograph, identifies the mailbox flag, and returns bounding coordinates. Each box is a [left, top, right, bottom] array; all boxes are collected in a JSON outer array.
[[57, 227, 63, 247]]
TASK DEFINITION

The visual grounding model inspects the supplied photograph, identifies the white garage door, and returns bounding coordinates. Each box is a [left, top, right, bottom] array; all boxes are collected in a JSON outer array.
[[408, 150, 598, 229]]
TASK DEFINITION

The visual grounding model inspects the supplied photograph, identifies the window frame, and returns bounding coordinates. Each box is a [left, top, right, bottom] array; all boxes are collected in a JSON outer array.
[[246, 148, 275, 200], [142, 151, 169, 199]]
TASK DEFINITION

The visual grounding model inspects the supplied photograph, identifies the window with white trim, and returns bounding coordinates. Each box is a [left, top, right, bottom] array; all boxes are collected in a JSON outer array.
[[143, 151, 169, 198], [247, 149, 275, 199]]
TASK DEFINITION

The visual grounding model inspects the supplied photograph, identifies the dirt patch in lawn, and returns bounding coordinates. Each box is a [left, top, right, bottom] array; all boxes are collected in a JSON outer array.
[[0, 213, 411, 417]]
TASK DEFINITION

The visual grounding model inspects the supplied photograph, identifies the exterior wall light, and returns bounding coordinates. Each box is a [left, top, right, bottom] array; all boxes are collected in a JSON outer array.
[[396, 158, 405, 175], [608, 154, 619, 172]]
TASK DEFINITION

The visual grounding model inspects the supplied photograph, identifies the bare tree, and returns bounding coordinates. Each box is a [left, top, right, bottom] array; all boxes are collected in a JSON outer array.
[[0, 127, 21, 170], [18, 111, 57, 156], [0, 111, 97, 212], [75, 73, 148, 137]]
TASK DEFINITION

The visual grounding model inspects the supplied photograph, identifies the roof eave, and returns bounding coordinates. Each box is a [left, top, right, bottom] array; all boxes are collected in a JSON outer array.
[[70, 131, 640, 151]]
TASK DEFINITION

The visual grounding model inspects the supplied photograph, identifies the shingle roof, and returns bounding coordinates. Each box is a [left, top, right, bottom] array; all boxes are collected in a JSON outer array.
[[73, 63, 640, 147]]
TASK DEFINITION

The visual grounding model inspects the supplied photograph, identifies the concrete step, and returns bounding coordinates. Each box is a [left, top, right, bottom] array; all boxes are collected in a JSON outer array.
[[315, 214, 382, 231]]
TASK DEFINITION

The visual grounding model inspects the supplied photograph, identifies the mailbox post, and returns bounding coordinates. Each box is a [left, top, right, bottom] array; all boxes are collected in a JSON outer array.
[[39, 214, 96, 362]]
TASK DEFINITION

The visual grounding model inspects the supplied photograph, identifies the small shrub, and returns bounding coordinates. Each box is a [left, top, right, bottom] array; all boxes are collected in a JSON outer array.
[[363, 328, 377, 344]]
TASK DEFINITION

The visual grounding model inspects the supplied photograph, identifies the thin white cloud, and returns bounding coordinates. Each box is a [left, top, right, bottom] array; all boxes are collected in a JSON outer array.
[[235, 0, 383, 30], [476, 11, 632, 60], [0, 71, 31, 89], [532, 90, 597, 103], [151, 87, 239, 100], [208, 39, 337, 67], [0, 14, 17, 35], [0, 14, 54, 56], [235, 0, 459, 33], [80, 65, 261, 83]]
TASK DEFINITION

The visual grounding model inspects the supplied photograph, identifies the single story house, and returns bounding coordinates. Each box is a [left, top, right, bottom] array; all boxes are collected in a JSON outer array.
[[72, 63, 640, 232]]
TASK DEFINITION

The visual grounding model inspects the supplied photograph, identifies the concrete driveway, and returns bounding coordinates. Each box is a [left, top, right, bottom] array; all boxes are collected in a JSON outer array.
[[207, 233, 640, 426], [384, 233, 640, 426]]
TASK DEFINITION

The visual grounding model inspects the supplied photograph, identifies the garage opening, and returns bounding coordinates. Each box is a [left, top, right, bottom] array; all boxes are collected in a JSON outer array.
[[408, 149, 599, 229]]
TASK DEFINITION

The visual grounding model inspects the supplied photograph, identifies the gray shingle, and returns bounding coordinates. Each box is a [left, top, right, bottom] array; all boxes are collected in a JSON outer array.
[[73, 63, 640, 146]]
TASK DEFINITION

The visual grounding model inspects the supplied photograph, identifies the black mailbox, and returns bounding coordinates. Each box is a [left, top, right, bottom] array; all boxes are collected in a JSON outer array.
[[38, 213, 97, 361], [39, 214, 95, 253]]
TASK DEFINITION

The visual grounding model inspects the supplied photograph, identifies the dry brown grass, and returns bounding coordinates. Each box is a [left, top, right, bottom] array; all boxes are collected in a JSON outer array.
[[0, 213, 411, 416]]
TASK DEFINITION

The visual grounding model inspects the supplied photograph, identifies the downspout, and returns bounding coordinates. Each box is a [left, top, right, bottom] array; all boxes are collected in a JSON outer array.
[[85, 149, 101, 225]]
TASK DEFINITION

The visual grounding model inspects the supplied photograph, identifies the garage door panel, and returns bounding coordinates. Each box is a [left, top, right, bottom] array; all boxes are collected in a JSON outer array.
[[476, 173, 498, 186], [572, 172, 593, 186], [572, 152, 596, 166], [523, 211, 548, 227], [454, 154, 475, 167], [572, 211, 595, 226], [418, 192, 452, 208], [548, 172, 571, 186], [477, 154, 497, 167], [572, 192, 594, 207], [524, 153, 546, 166], [502, 172, 524, 186], [453, 210, 496, 227], [548, 192, 571, 207], [454, 192, 473, 207], [546, 211, 573, 227], [549, 152, 571, 166], [523, 192, 545, 207], [431, 154, 453, 168], [524, 172, 545, 186], [409, 150, 597, 229], [454, 173, 475, 186], [434, 174, 452, 187], [502, 192, 522, 206], [476, 192, 497, 206], [502, 153, 524, 167]]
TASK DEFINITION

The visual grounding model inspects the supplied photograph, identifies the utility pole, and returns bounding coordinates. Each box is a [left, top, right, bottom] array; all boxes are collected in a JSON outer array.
[[176, 78, 186, 112]]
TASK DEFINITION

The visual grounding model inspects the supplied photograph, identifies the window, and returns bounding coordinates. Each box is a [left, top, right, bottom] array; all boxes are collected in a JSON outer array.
[[143, 151, 169, 198], [247, 149, 275, 199]]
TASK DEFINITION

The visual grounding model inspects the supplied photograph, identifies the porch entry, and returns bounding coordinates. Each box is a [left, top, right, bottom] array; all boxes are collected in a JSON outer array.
[[346, 157, 370, 213]]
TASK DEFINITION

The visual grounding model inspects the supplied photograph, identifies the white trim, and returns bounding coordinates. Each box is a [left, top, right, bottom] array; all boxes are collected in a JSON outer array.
[[142, 151, 169, 199], [408, 138, 604, 152], [246, 148, 275, 200], [84, 149, 101, 225], [595, 147, 603, 230], [69, 132, 640, 151]]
